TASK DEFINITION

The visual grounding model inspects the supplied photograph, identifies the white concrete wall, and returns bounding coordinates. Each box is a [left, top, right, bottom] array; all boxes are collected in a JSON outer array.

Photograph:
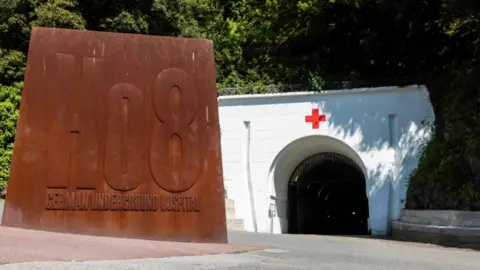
[[218, 85, 435, 236]]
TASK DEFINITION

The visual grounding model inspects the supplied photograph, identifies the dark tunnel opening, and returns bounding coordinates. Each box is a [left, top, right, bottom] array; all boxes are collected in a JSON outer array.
[[287, 153, 370, 235]]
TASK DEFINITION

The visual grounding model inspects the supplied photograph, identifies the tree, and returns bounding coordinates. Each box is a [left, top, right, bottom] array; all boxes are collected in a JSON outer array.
[[223, 0, 480, 209]]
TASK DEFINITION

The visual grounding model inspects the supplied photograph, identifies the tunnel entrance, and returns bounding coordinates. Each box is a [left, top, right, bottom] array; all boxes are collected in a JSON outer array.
[[287, 153, 369, 235]]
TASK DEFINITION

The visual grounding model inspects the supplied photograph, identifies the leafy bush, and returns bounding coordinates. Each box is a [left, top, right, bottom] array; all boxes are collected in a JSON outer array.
[[407, 61, 480, 210], [0, 82, 21, 191], [407, 135, 480, 211]]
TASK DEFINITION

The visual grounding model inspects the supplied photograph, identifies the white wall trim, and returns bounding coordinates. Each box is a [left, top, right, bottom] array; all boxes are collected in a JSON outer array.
[[218, 85, 426, 102]]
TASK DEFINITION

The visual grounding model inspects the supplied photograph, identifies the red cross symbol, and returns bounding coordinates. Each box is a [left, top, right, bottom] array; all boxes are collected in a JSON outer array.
[[305, 108, 326, 129]]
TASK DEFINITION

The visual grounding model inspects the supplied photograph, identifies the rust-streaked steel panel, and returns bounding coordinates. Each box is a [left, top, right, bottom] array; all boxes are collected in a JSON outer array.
[[1, 27, 227, 243]]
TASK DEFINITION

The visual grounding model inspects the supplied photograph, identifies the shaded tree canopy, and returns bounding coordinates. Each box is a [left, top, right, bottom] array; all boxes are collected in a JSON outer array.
[[0, 0, 478, 209]]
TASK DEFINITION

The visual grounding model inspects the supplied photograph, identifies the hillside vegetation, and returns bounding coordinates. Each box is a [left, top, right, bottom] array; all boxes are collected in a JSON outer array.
[[0, 0, 478, 209]]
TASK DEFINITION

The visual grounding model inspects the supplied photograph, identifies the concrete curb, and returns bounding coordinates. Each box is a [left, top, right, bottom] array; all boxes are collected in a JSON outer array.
[[392, 209, 480, 250]]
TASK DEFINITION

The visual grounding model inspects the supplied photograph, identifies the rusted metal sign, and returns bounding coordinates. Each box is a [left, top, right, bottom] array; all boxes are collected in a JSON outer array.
[[1, 27, 227, 243]]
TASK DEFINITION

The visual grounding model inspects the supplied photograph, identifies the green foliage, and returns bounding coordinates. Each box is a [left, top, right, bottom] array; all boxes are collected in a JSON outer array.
[[33, 0, 86, 30], [407, 1, 480, 210], [0, 49, 25, 85], [0, 82, 21, 190], [100, 11, 148, 34], [407, 135, 480, 211]]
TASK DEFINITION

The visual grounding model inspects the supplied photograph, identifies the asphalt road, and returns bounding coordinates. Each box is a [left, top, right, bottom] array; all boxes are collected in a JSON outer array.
[[1, 202, 480, 269]]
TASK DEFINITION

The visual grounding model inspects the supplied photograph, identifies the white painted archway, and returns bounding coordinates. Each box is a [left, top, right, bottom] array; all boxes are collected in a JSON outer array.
[[266, 135, 368, 234]]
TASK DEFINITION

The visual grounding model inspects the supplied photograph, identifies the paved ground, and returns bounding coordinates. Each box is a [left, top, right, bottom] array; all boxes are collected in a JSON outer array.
[[0, 226, 260, 265], [0, 201, 259, 266], [2, 201, 480, 269]]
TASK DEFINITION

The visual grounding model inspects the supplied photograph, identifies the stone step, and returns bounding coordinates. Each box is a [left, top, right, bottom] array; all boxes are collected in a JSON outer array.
[[400, 209, 480, 228], [225, 199, 237, 219], [225, 198, 235, 209], [224, 199, 244, 231], [392, 220, 480, 249], [226, 208, 236, 220], [227, 218, 245, 231]]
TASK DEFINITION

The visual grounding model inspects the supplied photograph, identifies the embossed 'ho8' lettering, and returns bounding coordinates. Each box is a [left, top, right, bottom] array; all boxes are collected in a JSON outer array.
[[44, 59, 203, 199], [46, 55, 102, 191], [150, 68, 202, 193], [105, 83, 145, 192]]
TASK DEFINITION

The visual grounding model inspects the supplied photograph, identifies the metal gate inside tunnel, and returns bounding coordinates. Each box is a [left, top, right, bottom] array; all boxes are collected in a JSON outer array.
[[288, 152, 370, 235]]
